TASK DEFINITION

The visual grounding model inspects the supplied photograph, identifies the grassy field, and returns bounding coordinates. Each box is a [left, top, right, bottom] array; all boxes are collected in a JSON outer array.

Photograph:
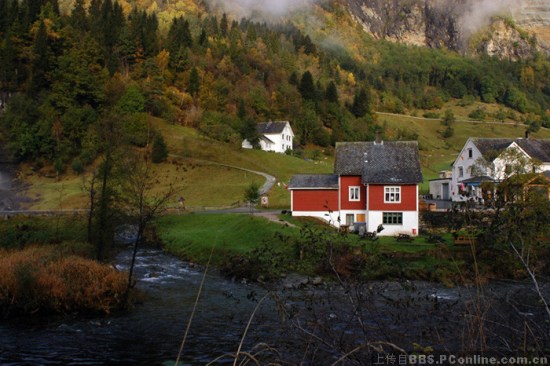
[[18, 108, 550, 209], [154, 213, 300, 264], [154, 212, 470, 284], [376, 105, 550, 192]]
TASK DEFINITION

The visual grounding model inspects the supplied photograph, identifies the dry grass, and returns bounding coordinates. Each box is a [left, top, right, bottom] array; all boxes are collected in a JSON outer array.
[[0, 246, 127, 316]]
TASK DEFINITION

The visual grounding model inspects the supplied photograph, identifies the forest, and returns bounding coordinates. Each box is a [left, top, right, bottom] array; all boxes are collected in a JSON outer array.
[[1, 0, 550, 172]]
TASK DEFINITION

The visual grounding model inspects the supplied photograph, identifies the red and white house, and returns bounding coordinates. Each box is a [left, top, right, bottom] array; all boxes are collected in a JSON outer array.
[[289, 140, 423, 236]]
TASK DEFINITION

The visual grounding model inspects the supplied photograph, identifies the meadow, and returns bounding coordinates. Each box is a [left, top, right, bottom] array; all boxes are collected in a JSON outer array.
[[18, 107, 550, 210]]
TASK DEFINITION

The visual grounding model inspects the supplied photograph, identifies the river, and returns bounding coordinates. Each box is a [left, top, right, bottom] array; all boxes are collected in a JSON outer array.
[[1, 247, 549, 365], [0, 155, 26, 211]]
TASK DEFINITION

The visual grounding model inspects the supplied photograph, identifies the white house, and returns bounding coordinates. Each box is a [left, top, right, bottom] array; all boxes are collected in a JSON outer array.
[[451, 137, 550, 202], [242, 121, 294, 153]]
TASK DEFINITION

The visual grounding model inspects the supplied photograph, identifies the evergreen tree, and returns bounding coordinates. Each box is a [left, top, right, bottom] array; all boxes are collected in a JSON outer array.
[[350, 88, 371, 118], [198, 29, 207, 47], [151, 133, 168, 163], [326, 81, 339, 104], [28, 20, 50, 96], [70, 0, 88, 32], [298, 71, 316, 101], [188, 67, 200, 96], [241, 117, 259, 148], [302, 35, 316, 55], [0, 31, 18, 92], [220, 13, 228, 37], [237, 98, 246, 120]]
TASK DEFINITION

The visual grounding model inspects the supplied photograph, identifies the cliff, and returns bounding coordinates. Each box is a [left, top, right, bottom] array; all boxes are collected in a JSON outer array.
[[345, 0, 550, 59]]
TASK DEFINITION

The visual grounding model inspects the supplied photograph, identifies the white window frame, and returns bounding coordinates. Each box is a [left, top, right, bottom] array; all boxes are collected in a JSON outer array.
[[349, 186, 360, 201], [384, 186, 401, 203], [458, 166, 464, 177]]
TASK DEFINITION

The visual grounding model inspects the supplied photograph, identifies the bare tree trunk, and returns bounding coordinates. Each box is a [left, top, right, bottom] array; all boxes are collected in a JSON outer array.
[[510, 241, 550, 336]]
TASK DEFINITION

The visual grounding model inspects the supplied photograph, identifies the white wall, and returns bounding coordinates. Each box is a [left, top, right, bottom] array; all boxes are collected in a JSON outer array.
[[292, 211, 338, 226], [265, 123, 294, 153], [492, 142, 544, 181], [366, 211, 419, 236], [429, 179, 451, 200], [451, 139, 485, 202], [243, 123, 294, 153]]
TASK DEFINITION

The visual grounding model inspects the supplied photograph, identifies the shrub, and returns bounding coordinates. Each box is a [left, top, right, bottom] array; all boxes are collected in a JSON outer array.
[[423, 112, 440, 119], [71, 158, 84, 175], [468, 107, 487, 121], [151, 134, 168, 163], [0, 246, 127, 316]]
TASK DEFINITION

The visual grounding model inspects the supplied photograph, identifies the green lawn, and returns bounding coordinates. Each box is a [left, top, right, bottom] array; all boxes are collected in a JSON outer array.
[[21, 112, 550, 210], [154, 212, 470, 284], [154, 213, 300, 264]]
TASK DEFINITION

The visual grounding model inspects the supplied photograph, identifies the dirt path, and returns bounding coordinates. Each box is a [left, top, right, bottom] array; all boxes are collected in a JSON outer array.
[[168, 154, 277, 195]]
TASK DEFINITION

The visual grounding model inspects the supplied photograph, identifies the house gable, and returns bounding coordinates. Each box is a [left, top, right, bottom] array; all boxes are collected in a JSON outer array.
[[335, 141, 423, 184], [451, 137, 550, 201], [243, 121, 294, 153], [340, 175, 366, 210]]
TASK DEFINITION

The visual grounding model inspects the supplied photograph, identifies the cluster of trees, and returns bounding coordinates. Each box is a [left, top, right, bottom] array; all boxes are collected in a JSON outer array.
[[1, 0, 549, 170]]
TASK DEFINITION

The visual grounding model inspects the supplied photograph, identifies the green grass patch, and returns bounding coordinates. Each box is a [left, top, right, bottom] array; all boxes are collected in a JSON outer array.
[[0, 216, 89, 251], [155, 213, 300, 264]]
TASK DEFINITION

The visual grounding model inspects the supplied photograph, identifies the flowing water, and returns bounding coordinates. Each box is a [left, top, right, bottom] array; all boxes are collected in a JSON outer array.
[[0, 163, 19, 211], [1, 247, 549, 365]]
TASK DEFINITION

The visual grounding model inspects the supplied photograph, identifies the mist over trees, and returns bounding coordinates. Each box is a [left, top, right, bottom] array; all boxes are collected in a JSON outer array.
[[0, 0, 549, 169]]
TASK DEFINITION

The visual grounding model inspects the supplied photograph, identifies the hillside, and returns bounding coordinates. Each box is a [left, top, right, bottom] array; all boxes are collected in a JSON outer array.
[[17, 111, 550, 211], [1, 0, 550, 210]]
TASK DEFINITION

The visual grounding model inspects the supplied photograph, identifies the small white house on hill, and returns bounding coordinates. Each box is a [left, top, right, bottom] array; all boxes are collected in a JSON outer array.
[[242, 121, 294, 153]]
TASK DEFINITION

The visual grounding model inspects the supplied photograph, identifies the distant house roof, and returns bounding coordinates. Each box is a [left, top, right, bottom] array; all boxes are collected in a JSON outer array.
[[471, 138, 550, 162], [259, 135, 275, 144], [257, 121, 291, 135], [289, 174, 339, 189], [460, 176, 494, 185], [334, 141, 423, 184]]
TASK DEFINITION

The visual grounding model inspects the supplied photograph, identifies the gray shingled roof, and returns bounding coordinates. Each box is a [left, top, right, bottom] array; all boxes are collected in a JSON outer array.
[[289, 174, 339, 189], [515, 139, 550, 162], [471, 138, 550, 162], [257, 121, 289, 135], [334, 141, 423, 184]]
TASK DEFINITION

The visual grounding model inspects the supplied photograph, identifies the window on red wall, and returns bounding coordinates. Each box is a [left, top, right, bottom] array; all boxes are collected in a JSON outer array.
[[384, 186, 401, 203], [349, 186, 360, 201]]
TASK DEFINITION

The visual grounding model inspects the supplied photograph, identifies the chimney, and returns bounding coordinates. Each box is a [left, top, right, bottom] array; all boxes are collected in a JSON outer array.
[[375, 130, 382, 145], [525, 130, 530, 139]]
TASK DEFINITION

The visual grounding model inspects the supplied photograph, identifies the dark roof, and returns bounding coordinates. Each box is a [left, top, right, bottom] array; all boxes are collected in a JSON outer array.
[[334, 141, 423, 184], [257, 121, 289, 135], [460, 176, 494, 184], [515, 139, 550, 162], [259, 135, 275, 144], [471, 138, 550, 162], [288, 174, 339, 189]]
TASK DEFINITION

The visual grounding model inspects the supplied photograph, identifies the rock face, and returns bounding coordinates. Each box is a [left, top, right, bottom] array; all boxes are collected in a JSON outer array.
[[345, 0, 461, 49], [474, 19, 540, 62], [512, 0, 550, 47], [345, 0, 550, 59]]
